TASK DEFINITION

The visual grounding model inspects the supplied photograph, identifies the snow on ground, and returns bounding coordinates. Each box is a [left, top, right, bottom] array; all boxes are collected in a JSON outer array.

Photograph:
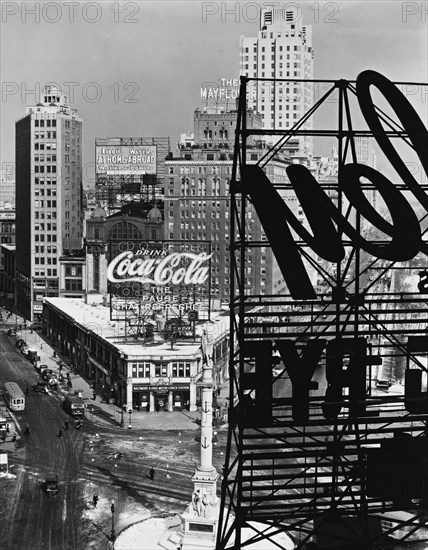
[[0, 471, 16, 479], [115, 516, 182, 550], [82, 480, 154, 548]]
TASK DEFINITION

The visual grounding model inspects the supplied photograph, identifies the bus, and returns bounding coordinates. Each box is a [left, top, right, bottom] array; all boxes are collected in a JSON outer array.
[[4, 382, 25, 412]]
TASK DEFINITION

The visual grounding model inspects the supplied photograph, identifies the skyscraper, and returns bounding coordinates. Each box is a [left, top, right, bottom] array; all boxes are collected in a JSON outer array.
[[15, 85, 83, 320], [165, 108, 290, 304], [240, 5, 314, 157]]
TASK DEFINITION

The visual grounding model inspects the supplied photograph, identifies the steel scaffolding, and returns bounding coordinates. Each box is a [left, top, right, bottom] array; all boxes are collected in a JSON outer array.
[[217, 74, 428, 550]]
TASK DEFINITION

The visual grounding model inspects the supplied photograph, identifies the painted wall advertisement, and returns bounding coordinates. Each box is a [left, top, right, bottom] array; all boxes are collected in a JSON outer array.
[[96, 145, 157, 175], [107, 240, 212, 320]]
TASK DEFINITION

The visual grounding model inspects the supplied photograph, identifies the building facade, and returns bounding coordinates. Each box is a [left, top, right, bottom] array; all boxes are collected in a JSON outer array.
[[240, 5, 314, 156], [0, 244, 15, 301], [165, 109, 290, 303], [43, 296, 229, 413], [85, 201, 164, 296], [15, 85, 83, 320], [0, 210, 15, 293]]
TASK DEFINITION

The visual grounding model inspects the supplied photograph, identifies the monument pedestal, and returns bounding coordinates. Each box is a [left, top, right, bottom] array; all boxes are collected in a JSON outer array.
[[180, 466, 220, 550]]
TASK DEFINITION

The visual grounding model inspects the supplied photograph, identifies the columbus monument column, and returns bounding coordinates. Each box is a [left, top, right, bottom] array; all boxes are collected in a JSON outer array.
[[180, 330, 220, 549]]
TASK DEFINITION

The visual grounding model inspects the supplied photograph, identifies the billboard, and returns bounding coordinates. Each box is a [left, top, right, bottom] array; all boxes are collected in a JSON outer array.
[[107, 240, 212, 320], [96, 145, 157, 175]]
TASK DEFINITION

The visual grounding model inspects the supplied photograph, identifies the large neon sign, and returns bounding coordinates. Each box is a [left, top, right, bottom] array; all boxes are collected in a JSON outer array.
[[108, 240, 212, 320], [246, 70, 428, 299], [107, 251, 212, 286]]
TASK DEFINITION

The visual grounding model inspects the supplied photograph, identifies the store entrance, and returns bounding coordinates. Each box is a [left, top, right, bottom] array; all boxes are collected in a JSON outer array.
[[155, 393, 168, 412], [133, 390, 149, 411]]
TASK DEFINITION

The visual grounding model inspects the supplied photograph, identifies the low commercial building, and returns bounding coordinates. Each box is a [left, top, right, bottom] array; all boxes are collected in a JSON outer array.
[[42, 295, 229, 413]]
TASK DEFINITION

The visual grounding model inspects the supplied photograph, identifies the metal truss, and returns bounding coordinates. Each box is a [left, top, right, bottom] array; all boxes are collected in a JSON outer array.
[[217, 75, 428, 550]]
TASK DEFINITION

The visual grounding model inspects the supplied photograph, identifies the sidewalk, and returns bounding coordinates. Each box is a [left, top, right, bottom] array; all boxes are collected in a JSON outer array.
[[1, 310, 227, 432]]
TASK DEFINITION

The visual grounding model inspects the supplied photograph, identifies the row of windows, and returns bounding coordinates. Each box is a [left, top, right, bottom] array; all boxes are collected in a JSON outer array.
[[35, 212, 56, 220], [34, 223, 57, 231], [180, 222, 230, 230], [35, 245, 58, 253], [34, 200, 57, 208], [244, 68, 301, 78], [34, 234, 57, 242], [34, 178, 56, 185], [245, 53, 301, 62], [34, 131, 56, 139], [0, 224, 15, 232], [34, 119, 57, 127], [34, 165, 57, 174], [175, 166, 232, 175], [34, 269, 57, 277], [178, 211, 226, 219], [65, 280, 83, 291], [34, 189, 56, 197], [245, 45, 300, 53], [34, 155, 57, 162], [35, 143, 56, 151], [35, 257, 57, 265], [258, 61, 301, 69], [130, 362, 191, 378], [175, 200, 230, 208]]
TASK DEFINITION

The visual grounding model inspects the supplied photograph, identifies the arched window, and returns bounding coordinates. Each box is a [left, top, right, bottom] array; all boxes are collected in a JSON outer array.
[[108, 222, 142, 241]]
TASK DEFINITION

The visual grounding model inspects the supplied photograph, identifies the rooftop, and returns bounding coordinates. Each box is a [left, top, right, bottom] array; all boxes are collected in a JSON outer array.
[[44, 297, 230, 360]]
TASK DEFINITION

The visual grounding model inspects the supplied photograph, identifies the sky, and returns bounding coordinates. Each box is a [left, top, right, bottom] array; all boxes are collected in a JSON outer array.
[[1, 0, 427, 186]]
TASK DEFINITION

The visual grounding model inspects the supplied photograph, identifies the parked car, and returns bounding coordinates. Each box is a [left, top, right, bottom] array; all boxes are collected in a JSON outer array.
[[7, 328, 16, 337], [47, 376, 59, 388], [15, 339, 26, 349], [21, 346, 29, 355], [37, 364, 49, 373], [42, 369, 54, 381], [31, 382, 49, 394], [27, 349, 41, 362]]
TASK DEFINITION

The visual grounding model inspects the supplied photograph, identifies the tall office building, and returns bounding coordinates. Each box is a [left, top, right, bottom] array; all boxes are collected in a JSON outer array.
[[355, 136, 378, 222], [15, 85, 83, 320], [240, 5, 314, 157], [165, 109, 290, 304]]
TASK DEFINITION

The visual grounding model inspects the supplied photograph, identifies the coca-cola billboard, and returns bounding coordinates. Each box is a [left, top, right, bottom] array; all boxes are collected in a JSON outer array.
[[108, 240, 212, 320]]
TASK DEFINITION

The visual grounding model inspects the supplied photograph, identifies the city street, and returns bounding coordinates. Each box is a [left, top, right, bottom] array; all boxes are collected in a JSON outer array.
[[0, 317, 227, 550]]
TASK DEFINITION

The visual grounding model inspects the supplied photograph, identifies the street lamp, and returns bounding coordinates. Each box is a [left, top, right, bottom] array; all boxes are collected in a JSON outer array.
[[128, 408, 132, 429], [110, 499, 116, 543]]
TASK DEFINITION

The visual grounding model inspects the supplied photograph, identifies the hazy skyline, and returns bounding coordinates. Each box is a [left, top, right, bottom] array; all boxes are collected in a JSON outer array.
[[1, 0, 427, 185]]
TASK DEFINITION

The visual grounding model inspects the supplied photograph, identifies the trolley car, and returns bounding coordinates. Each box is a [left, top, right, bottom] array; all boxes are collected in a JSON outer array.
[[4, 382, 25, 412]]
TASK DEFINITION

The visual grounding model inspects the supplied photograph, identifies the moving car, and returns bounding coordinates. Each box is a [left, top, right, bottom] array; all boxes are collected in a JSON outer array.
[[41, 369, 53, 381], [44, 475, 59, 494], [63, 395, 85, 416], [7, 328, 16, 337]]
